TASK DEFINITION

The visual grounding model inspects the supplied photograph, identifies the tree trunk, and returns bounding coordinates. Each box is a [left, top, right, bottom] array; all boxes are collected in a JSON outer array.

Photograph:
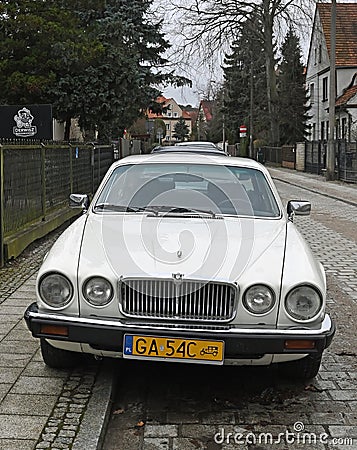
[[262, 1, 280, 146]]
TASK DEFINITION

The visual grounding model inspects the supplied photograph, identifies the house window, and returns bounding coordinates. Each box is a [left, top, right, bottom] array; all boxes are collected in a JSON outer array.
[[166, 112, 172, 117], [314, 48, 317, 65], [342, 118, 347, 139], [321, 121, 325, 140], [312, 123, 316, 140], [166, 123, 170, 130], [310, 83, 315, 104], [318, 44, 322, 63], [173, 112, 178, 118], [322, 77, 328, 102]]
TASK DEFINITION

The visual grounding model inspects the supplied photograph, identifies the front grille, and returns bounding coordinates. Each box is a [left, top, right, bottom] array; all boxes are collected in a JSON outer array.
[[119, 278, 237, 322]]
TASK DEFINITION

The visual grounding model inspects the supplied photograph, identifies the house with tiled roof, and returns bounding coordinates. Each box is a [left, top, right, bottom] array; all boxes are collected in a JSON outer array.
[[147, 96, 192, 143], [306, 2, 357, 142], [196, 100, 215, 140]]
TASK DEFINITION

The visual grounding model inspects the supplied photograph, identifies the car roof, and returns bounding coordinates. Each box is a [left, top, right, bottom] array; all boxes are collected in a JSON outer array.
[[113, 152, 264, 171], [151, 145, 227, 156], [175, 141, 218, 148]]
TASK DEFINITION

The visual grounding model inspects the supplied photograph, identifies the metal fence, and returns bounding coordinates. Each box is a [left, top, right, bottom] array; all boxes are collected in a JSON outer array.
[[304, 141, 326, 175], [0, 142, 114, 264], [337, 141, 357, 183], [305, 140, 357, 183], [261, 146, 283, 165]]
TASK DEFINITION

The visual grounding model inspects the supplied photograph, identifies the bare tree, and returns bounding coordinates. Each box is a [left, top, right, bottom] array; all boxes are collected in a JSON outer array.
[[160, 0, 314, 145]]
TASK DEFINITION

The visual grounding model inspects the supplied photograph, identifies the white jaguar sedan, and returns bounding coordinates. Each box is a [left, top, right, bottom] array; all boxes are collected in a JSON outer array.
[[24, 153, 335, 379]]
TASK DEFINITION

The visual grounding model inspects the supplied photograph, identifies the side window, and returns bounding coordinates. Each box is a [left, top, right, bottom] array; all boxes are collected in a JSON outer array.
[[310, 83, 315, 104], [322, 77, 328, 102]]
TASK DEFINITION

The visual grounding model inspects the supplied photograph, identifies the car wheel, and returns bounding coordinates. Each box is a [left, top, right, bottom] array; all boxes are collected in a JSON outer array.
[[279, 352, 323, 380], [40, 338, 80, 369]]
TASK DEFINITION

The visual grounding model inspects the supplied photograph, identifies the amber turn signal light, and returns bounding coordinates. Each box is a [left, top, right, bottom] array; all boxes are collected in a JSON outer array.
[[284, 340, 316, 350], [40, 325, 68, 337]]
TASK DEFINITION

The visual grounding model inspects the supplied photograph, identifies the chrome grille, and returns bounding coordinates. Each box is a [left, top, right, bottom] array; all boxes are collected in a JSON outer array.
[[119, 278, 237, 322]]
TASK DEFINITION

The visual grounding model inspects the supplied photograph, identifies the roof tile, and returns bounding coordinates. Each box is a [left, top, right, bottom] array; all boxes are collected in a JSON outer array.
[[318, 3, 357, 67]]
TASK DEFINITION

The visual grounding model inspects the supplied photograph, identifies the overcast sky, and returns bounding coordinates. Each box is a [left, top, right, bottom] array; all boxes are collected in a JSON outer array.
[[154, 0, 323, 108]]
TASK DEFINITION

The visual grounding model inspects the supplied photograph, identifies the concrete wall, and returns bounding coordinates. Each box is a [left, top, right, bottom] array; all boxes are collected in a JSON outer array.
[[295, 142, 305, 171]]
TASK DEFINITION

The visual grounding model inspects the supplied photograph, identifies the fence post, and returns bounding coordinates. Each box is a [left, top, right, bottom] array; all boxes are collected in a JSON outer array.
[[90, 143, 95, 195], [69, 143, 73, 194], [41, 143, 47, 220], [97, 146, 101, 191], [0, 145, 4, 267]]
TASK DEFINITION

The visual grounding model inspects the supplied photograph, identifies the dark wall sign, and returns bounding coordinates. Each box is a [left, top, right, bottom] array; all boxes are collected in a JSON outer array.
[[0, 104, 53, 139]]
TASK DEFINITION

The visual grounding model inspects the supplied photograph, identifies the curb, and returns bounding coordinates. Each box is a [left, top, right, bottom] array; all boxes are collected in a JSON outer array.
[[72, 361, 115, 450]]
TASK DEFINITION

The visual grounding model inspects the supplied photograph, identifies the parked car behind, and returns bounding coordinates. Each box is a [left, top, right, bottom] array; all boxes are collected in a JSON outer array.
[[25, 153, 334, 379], [152, 143, 228, 156], [175, 141, 219, 148]]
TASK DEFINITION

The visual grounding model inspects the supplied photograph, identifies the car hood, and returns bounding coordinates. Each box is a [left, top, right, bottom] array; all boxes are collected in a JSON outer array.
[[78, 213, 286, 285]]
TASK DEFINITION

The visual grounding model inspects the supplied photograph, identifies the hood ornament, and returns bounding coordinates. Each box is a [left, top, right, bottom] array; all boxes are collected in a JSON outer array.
[[172, 272, 184, 284]]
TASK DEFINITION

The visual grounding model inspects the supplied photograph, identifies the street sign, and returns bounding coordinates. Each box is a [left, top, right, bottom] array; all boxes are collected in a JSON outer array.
[[239, 125, 247, 138]]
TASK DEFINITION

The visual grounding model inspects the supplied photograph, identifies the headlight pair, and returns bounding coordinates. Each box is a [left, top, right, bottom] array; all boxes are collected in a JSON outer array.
[[242, 283, 322, 321], [39, 274, 113, 308]]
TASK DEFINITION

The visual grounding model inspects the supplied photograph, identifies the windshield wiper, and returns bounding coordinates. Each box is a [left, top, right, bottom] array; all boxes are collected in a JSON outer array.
[[94, 204, 218, 218], [94, 203, 132, 212], [94, 203, 159, 215], [150, 205, 217, 218]]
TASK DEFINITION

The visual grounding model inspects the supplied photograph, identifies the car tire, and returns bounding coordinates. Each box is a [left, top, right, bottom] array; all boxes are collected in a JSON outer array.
[[279, 352, 323, 380], [40, 338, 80, 369]]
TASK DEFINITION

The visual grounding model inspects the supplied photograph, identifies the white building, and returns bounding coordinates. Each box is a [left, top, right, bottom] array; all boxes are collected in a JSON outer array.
[[306, 2, 357, 142], [147, 96, 193, 143]]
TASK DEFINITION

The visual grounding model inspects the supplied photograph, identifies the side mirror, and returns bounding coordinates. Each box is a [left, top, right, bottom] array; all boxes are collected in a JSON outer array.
[[69, 194, 90, 211], [287, 200, 311, 220]]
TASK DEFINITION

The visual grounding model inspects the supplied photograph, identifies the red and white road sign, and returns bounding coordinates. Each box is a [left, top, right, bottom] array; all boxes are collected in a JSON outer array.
[[239, 125, 247, 138]]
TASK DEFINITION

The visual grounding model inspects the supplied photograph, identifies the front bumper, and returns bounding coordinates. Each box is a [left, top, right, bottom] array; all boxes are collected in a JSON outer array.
[[24, 303, 335, 358]]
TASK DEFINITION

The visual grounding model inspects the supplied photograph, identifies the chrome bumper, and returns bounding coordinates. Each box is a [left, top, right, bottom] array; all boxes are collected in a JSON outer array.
[[24, 302, 335, 356]]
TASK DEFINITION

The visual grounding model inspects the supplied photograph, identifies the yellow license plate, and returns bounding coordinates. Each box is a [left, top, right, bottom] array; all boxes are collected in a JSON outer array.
[[123, 335, 224, 364]]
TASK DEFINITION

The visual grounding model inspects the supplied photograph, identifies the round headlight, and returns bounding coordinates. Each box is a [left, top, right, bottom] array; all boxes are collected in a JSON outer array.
[[83, 277, 113, 306], [39, 273, 73, 308], [243, 285, 275, 314], [285, 285, 322, 321]]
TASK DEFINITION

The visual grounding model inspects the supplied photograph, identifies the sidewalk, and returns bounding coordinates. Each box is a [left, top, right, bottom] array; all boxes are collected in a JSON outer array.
[[268, 166, 357, 207], [0, 167, 355, 449], [0, 231, 113, 450]]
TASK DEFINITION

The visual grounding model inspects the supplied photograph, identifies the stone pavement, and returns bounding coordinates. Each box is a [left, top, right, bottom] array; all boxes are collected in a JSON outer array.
[[0, 168, 356, 450], [0, 229, 113, 450]]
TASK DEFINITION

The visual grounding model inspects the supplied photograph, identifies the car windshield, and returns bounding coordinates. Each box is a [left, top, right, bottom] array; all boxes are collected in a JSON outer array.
[[94, 163, 281, 218]]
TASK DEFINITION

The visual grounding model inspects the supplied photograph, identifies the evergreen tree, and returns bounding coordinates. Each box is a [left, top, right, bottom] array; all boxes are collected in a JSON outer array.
[[278, 29, 310, 145], [0, 1, 92, 107], [222, 16, 269, 145], [0, 0, 187, 140], [173, 117, 190, 141]]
